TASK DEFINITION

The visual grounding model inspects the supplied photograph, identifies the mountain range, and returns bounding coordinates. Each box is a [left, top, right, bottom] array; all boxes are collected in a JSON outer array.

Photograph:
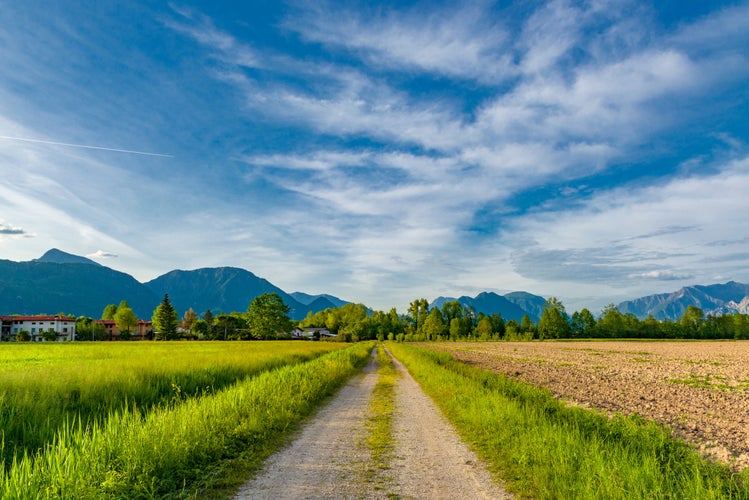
[[430, 291, 547, 323], [3, 249, 749, 323], [0, 249, 345, 320], [616, 281, 749, 320]]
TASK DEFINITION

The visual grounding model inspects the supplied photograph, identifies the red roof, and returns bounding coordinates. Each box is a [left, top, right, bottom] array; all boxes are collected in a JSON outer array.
[[0, 315, 75, 322]]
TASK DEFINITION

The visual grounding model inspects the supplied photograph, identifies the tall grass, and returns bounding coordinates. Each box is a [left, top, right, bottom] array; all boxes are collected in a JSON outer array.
[[0, 342, 373, 498], [388, 343, 749, 499], [0, 342, 345, 467]]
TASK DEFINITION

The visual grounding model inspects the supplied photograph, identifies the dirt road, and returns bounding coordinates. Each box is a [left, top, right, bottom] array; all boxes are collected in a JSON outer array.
[[235, 349, 509, 499]]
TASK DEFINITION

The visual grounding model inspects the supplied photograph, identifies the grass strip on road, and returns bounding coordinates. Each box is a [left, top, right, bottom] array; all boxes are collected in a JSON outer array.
[[0, 342, 374, 499], [363, 343, 399, 494], [388, 342, 749, 500]]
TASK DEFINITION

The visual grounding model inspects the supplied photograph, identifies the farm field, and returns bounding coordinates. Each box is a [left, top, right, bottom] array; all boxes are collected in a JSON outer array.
[[424, 340, 749, 470], [0, 341, 359, 497]]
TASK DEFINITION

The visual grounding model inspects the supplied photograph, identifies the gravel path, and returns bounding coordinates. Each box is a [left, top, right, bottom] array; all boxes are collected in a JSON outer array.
[[388, 351, 511, 500], [235, 349, 510, 499]]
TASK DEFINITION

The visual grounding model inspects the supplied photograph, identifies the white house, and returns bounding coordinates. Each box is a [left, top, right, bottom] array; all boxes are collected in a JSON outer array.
[[0, 315, 76, 342], [291, 327, 336, 340]]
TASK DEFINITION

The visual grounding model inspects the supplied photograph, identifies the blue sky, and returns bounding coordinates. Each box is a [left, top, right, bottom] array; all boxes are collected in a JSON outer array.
[[1, 1, 748, 313]]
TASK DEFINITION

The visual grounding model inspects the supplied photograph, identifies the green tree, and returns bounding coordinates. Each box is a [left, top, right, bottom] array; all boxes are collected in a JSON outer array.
[[114, 300, 138, 340], [246, 292, 292, 339], [102, 304, 118, 320], [152, 294, 179, 340], [422, 308, 445, 340], [490, 313, 506, 338], [475, 316, 494, 340], [16, 330, 31, 342], [41, 328, 58, 342], [570, 308, 597, 338], [520, 314, 536, 336], [538, 297, 570, 340], [598, 304, 625, 337], [408, 298, 430, 335]]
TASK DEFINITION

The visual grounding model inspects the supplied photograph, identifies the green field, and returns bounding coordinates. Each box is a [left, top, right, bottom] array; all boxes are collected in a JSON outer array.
[[0, 341, 369, 498]]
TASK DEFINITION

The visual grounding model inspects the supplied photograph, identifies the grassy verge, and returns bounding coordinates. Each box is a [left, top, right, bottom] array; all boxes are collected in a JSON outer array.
[[0, 342, 374, 499], [388, 342, 749, 499], [363, 343, 399, 494]]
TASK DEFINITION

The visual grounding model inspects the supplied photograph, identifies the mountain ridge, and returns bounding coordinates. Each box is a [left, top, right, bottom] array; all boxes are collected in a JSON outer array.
[[617, 281, 749, 320]]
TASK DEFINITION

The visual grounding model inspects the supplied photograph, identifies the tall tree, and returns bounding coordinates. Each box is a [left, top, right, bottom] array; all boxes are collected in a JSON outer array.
[[422, 308, 445, 340], [114, 300, 138, 340], [570, 308, 597, 338], [102, 303, 118, 320], [152, 294, 179, 340], [246, 292, 292, 339], [408, 298, 429, 334], [538, 297, 570, 340], [183, 308, 198, 335]]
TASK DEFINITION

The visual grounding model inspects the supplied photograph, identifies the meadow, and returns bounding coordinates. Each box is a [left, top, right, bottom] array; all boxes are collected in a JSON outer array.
[[389, 342, 749, 499], [0, 341, 366, 497]]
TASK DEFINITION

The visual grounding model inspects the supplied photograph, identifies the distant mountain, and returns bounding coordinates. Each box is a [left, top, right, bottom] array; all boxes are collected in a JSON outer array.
[[290, 292, 349, 308], [503, 291, 548, 321], [34, 248, 100, 266], [144, 267, 325, 320], [0, 251, 348, 321], [430, 291, 545, 323], [617, 281, 749, 320], [0, 258, 157, 318]]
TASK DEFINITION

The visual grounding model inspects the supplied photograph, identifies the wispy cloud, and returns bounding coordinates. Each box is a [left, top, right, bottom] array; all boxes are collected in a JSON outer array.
[[287, 1, 514, 84], [628, 270, 694, 281]]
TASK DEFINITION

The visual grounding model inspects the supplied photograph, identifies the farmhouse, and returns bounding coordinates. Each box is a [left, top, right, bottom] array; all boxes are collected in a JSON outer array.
[[0, 315, 76, 342], [94, 319, 153, 341], [292, 326, 336, 340]]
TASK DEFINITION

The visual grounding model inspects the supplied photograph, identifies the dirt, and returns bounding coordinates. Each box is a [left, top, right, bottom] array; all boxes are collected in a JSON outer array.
[[234, 349, 510, 499], [425, 341, 749, 470]]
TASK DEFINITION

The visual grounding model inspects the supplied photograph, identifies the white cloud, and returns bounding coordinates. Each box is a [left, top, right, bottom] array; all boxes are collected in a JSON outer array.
[[287, 2, 515, 84], [502, 155, 749, 297], [87, 250, 118, 259]]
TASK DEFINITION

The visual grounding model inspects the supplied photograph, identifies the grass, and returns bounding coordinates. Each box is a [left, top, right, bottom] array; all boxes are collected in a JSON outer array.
[[0, 341, 345, 467], [669, 373, 749, 391], [362, 343, 399, 497], [388, 342, 749, 499], [0, 341, 374, 498]]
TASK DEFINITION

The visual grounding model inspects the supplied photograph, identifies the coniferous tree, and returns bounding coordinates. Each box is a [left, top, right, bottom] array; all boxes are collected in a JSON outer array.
[[152, 294, 179, 340]]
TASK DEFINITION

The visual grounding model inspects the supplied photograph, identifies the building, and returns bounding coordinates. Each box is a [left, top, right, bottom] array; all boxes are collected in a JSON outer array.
[[94, 319, 153, 341], [0, 315, 76, 342], [291, 326, 336, 340]]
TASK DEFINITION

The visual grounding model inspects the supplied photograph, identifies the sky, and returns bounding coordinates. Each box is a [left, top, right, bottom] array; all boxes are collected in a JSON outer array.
[[1, 1, 749, 314]]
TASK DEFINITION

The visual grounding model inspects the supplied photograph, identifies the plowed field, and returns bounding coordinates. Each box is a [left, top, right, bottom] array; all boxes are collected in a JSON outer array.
[[424, 341, 749, 470]]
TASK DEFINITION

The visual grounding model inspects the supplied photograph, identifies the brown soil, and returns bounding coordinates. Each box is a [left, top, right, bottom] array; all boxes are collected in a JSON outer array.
[[425, 341, 749, 470]]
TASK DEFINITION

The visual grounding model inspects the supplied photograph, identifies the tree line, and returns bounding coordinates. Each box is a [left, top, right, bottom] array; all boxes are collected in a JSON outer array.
[[70, 293, 749, 342], [301, 298, 749, 342]]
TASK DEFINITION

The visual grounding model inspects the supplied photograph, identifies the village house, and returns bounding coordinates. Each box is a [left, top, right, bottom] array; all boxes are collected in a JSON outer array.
[[94, 319, 153, 341], [291, 326, 336, 340], [0, 315, 76, 342]]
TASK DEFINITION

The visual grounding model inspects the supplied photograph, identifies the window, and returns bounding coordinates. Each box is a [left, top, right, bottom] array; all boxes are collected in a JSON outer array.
[[31, 328, 36, 333]]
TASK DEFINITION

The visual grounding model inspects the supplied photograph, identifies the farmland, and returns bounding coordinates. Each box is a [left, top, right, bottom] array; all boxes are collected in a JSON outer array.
[[0, 341, 366, 498], [423, 340, 749, 470]]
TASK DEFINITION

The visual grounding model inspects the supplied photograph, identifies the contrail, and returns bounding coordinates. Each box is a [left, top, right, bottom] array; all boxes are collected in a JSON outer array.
[[0, 135, 173, 158]]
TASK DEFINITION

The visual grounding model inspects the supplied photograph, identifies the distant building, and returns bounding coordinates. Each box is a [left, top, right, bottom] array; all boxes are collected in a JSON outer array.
[[94, 319, 153, 341], [292, 326, 336, 340], [0, 315, 76, 342]]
